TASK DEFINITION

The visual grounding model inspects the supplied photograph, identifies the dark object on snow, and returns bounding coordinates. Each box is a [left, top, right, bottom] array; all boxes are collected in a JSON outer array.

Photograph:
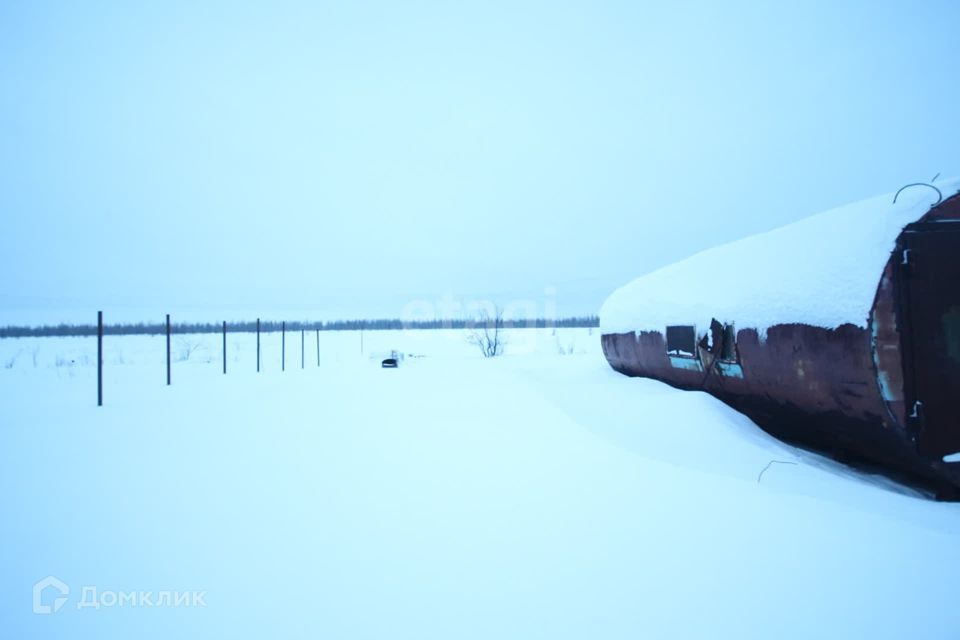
[[381, 358, 398, 368], [602, 192, 960, 500]]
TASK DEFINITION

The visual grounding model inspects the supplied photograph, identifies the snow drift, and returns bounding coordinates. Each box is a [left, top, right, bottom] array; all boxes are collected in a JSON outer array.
[[600, 179, 960, 337]]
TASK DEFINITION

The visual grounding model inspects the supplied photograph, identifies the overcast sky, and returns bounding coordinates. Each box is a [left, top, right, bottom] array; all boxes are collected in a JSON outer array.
[[1, 0, 957, 324]]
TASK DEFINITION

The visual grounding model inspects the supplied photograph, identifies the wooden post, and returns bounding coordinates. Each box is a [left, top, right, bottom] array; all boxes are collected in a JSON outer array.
[[282, 321, 286, 371], [301, 329, 305, 369], [222, 321, 227, 374], [166, 313, 171, 386], [97, 311, 103, 406], [316, 328, 320, 367], [256, 318, 261, 372]]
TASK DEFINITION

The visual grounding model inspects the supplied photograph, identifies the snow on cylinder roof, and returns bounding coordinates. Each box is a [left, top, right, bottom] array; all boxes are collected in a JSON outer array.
[[600, 179, 960, 337]]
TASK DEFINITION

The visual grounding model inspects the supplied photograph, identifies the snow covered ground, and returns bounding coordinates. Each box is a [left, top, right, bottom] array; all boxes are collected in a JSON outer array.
[[2, 328, 959, 638]]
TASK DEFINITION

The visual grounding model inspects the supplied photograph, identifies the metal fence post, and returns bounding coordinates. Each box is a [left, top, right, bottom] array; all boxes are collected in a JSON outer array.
[[97, 311, 103, 406], [222, 321, 227, 374], [166, 313, 171, 386]]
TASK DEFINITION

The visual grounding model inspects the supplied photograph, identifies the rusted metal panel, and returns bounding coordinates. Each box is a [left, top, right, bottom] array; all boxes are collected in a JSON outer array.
[[602, 326, 951, 494], [607, 324, 887, 420], [921, 191, 960, 222]]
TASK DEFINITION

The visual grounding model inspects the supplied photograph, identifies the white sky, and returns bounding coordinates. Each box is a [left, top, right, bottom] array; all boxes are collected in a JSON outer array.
[[2, 0, 958, 324]]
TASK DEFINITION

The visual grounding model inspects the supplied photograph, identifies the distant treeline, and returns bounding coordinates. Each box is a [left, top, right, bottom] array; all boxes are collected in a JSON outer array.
[[0, 316, 599, 338]]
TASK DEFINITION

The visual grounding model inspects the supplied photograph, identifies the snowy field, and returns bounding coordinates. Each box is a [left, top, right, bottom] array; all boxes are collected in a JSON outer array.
[[2, 327, 960, 638]]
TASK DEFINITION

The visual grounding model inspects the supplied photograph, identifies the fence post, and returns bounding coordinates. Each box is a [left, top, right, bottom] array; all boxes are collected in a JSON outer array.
[[316, 328, 320, 367], [166, 313, 171, 386], [222, 321, 227, 374], [97, 311, 103, 406], [301, 329, 305, 369], [282, 321, 286, 372], [256, 318, 261, 372]]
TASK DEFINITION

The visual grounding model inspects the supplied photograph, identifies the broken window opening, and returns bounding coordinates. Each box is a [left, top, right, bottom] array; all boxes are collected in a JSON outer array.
[[720, 323, 738, 362], [666, 325, 697, 357]]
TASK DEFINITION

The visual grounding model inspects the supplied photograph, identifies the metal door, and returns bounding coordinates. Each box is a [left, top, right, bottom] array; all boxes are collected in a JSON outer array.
[[898, 221, 960, 460]]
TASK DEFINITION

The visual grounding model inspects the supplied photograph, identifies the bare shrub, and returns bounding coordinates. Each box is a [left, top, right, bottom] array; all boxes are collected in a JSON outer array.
[[555, 335, 576, 355], [3, 350, 20, 369], [176, 337, 205, 362], [467, 308, 505, 358]]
